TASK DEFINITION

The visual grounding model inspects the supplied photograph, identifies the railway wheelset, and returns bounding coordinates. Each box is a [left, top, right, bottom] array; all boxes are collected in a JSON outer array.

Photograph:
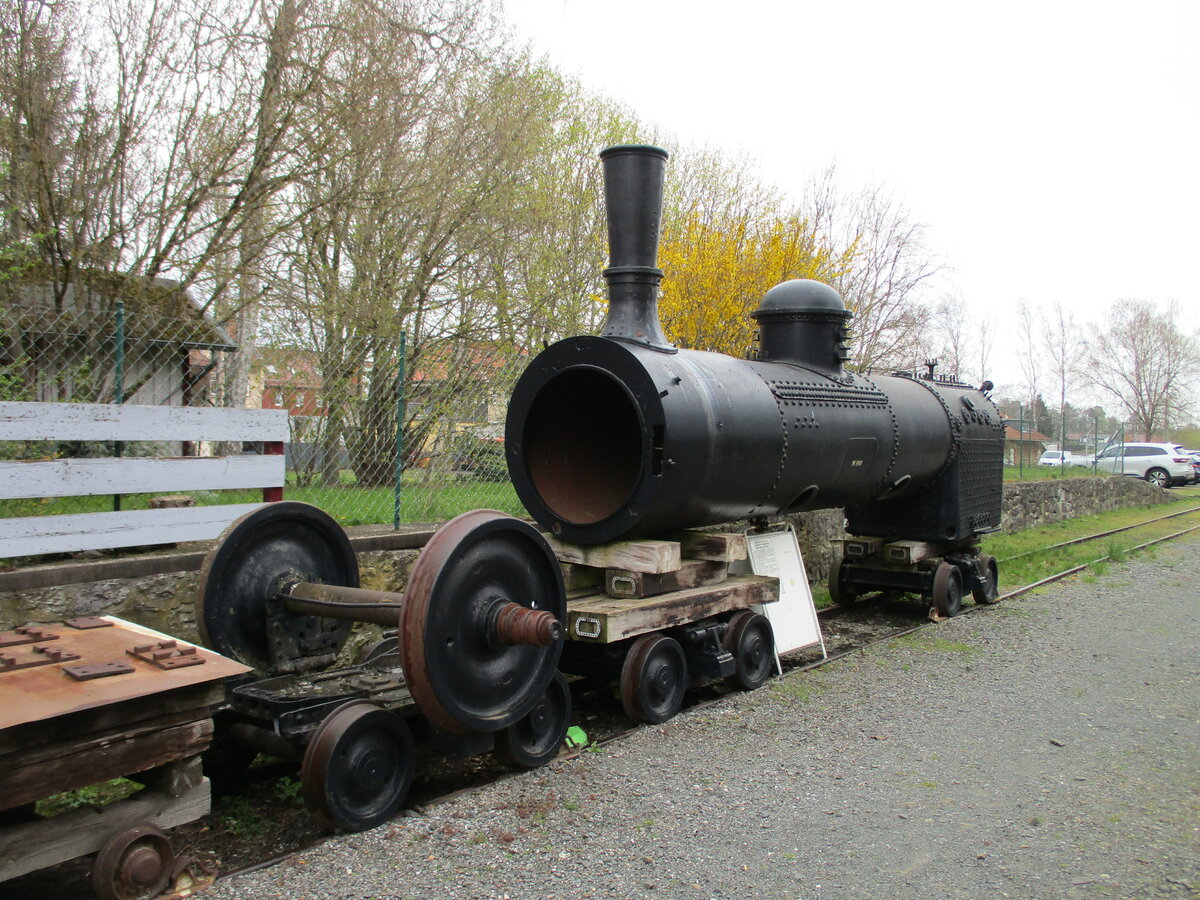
[[197, 502, 570, 832]]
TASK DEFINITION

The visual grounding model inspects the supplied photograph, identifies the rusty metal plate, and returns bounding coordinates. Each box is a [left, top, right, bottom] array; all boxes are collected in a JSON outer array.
[[0, 616, 250, 731], [127, 641, 206, 670], [63, 661, 136, 681], [0, 643, 82, 672], [64, 616, 114, 630], [0, 624, 61, 648]]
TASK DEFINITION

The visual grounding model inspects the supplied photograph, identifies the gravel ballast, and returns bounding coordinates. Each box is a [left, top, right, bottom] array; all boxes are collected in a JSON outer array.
[[210, 536, 1200, 900]]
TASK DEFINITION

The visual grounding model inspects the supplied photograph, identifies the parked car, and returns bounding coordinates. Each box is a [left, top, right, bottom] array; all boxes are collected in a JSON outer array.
[[1187, 451, 1200, 484], [1092, 443, 1194, 487], [1037, 450, 1089, 467]]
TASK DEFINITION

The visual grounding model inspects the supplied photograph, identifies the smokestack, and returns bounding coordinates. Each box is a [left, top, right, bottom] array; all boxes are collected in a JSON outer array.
[[598, 144, 675, 352]]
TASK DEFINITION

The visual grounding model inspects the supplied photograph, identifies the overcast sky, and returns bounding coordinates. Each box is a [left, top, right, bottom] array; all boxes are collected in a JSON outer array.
[[501, 0, 1198, 394]]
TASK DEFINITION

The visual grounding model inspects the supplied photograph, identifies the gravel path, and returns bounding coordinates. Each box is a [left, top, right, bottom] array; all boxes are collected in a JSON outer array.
[[211, 536, 1200, 900]]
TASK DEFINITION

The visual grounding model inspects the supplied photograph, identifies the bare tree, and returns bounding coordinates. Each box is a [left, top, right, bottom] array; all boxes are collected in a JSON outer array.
[[977, 312, 995, 387], [1, 0, 346, 403], [1041, 301, 1083, 448], [804, 166, 941, 372], [261, 7, 568, 485], [1087, 299, 1199, 440], [932, 291, 969, 380], [1013, 301, 1043, 433]]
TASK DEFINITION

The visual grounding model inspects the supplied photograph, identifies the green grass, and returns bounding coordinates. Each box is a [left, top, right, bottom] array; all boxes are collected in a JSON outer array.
[[0, 470, 524, 528], [982, 501, 1200, 589], [1003, 465, 1097, 482], [894, 634, 977, 654]]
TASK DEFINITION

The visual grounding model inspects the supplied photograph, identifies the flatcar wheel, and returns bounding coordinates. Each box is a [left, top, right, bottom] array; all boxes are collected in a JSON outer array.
[[301, 700, 414, 832], [723, 611, 775, 692], [828, 558, 859, 606], [91, 824, 174, 900], [932, 562, 964, 618], [972, 555, 1000, 604], [494, 672, 572, 769], [620, 634, 687, 724]]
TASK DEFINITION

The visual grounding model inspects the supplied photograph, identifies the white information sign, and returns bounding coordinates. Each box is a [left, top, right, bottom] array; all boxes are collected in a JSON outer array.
[[741, 527, 826, 671]]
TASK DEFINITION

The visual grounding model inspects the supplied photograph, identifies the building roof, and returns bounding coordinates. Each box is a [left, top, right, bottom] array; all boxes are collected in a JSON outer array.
[[0, 268, 235, 351], [1003, 425, 1050, 443]]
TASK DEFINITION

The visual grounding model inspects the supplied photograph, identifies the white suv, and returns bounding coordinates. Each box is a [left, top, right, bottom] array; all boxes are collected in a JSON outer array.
[[1092, 443, 1193, 488]]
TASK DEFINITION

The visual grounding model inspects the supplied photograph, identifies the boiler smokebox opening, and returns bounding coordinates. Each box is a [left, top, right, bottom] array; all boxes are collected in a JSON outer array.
[[522, 368, 643, 525]]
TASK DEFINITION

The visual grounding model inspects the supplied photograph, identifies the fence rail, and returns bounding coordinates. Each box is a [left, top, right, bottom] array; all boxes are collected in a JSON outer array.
[[0, 401, 286, 558]]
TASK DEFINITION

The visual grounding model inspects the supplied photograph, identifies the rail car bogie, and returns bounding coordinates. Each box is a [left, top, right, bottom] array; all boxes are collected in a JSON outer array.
[[559, 609, 776, 724]]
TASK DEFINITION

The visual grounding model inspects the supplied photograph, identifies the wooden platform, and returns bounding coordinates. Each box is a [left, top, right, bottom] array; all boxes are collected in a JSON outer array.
[[548, 531, 777, 643], [0, 617, 250, 884]]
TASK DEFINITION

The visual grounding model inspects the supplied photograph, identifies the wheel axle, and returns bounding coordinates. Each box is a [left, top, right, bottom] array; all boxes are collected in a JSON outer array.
[[278, 580, 562, 646], [199, 503, 567, 735]]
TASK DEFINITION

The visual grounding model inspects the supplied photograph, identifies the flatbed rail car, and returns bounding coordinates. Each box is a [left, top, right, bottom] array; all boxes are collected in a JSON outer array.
[[0, 616, 249, 899]]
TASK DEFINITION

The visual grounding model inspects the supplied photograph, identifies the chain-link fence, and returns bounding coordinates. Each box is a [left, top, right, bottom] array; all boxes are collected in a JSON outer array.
[[268, 337, 530, 528], [1, 290, 531, 530]]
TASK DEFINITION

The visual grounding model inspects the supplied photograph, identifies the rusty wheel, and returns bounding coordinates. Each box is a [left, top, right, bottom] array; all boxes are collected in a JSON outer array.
[[494, 671, 572, 769], [301, 700, 414, 832], [620, 634, 687, 724], [932, 561, 964, 618], [972, 555, 1000, 604], [723, 611, 775, 692], [828, 557, 859, 606], [400, 510, 565, 735], [91, 824, 174, 900]]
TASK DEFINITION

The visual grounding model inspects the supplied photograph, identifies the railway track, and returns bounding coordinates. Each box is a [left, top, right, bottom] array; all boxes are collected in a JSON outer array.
[[994, 502, 1200, 564]]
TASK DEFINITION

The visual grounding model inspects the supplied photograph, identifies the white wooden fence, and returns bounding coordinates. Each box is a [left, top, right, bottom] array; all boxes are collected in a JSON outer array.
[[0, 401, 287, 558]]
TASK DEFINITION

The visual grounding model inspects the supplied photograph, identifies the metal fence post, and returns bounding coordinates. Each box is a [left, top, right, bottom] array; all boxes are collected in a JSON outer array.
[[113, 301, 125, 512], [1018, 403, 1024, 479], [393, 330, 406, 531]]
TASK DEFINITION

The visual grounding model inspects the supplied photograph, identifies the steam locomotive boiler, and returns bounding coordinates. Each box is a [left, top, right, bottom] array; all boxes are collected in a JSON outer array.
[[506, 144, 1005, 618]]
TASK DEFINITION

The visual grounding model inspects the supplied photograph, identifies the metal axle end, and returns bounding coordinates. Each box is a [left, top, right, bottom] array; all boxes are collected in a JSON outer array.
[[493, 603, 563, 647]]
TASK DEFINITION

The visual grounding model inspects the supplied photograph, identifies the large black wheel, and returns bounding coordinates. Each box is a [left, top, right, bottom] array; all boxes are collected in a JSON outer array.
[[91, 824, 174, 900], [723, 611, 775, 691], [932, 562, 964, 618], [400, 510, 566, 735], [1145, 467, 1170, 489], [301, 700, 414, 832], [972, 555, 1000, 605], [828, 557, 859, 606], [494, 672, 572, 769], [620, 634, 687, 724], [197, 501, 357, 673]]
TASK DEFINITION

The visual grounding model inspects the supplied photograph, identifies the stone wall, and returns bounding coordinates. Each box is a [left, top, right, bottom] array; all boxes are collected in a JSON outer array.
[[998, 476, 1169, 533], [0, 476, 1175, 640]]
